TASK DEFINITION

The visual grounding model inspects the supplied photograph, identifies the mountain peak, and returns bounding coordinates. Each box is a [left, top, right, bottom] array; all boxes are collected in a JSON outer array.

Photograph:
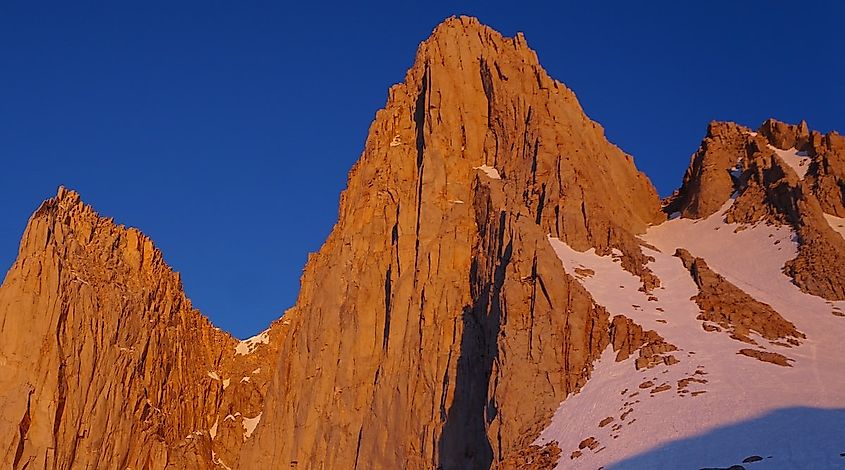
[[427, 15, 529, 47], [1, 185, 289, 469], [32, 185, 84, 217], [758, 118, 810, 150], [406, 15, 540, 86], [244, 14, 666, 469]]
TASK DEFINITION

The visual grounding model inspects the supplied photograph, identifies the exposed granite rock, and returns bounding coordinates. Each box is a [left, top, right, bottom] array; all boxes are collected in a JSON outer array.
[[805, 130, 845, 217], [728, 133, 845, 300], [675, 248, 804, 344], [496, 441, 561, 469], [0, 188, 284, 469], [758, 118, 810, 151], [738, 349, 792, 367], [665, 121, 751, 219], [242, 16, 662, 469], [667, 118, 845, 300], [609, 315, 678, 370]]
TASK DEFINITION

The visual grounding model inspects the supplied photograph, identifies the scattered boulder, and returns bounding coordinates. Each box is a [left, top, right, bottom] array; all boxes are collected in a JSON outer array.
[[738, 349, 793, 367]]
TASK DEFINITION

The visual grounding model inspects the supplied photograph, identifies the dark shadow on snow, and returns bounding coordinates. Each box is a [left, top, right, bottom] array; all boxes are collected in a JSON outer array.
[[605, 406, 845, 469]]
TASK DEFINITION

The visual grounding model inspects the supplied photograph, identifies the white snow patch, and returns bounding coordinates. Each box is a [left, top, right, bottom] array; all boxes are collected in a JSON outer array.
[[823, 213, 845, 240], [242, 413, 262, 441], [252, 368, 261, 374], [539, 200, 845, 469], [450, 199, 465, 204], [240, 376, 250, 383], [209, 417, 219, 440], [222, 378, 230, 390], [474, 165, 501, 179], [235, 329, 270, 356], [770, 145, 811, 179], [207, 371, 220, 381]]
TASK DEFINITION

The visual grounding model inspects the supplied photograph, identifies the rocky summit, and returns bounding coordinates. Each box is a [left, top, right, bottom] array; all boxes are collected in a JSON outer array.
[[2, 16, 844, 470]]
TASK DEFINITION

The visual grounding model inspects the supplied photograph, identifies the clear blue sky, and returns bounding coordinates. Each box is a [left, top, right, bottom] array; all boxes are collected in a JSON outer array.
[[1, 1, 842, 338]]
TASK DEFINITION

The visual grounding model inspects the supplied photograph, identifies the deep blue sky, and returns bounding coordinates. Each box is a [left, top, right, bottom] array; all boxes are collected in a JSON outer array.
[[1, 2, 842, 338]]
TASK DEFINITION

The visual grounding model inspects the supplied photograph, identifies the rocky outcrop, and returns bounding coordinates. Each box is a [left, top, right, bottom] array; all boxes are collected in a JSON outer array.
[[667, 119, 845, 300], [758, 118, 810, 151], [0, 188, 283, 469], [805, 130, 845, 217], [737, 349, 792, 367], [241, 16, 662, 470], [497, 441, 561, 470], [728, 132, 845, 300], [674, 248, 804, 345], [609, 315, 678, 370], [665, 121, 751, 219]]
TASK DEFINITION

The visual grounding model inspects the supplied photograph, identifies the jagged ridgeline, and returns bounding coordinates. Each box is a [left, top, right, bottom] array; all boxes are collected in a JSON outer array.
[[2, 15, 844, 470]]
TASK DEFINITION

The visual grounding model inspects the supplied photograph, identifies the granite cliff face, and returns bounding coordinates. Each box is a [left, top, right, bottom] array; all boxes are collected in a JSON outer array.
[[0, 188, 285, 469], [242, 16, 664, 469], [1, 15, 844, 470]]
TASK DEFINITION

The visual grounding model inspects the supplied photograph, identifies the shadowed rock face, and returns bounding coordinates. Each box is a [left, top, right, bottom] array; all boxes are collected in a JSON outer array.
[[0, 188, 285, 469], [757, 118, 845, 217], [241, 15, 663, 469]]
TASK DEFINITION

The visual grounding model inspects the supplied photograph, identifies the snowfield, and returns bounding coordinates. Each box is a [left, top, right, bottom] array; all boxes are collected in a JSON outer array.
[[770, 145, 812, 179], [235, 329, 270, 356], [538, 201, 845, 469]]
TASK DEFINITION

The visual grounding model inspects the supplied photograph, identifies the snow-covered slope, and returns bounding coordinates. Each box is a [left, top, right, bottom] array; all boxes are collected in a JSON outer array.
[[537, 201, 845, 469], [771, 146, 812, 179]]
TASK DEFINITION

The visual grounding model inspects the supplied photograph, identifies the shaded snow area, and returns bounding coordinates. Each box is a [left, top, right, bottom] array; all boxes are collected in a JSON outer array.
[[770, 145, 812, 179], [824, 213, 845, 240], [235, 329, 270, 356], [474, 165, 501, 179], [730, 157, 744, 181], [539, 202, 845, 469]]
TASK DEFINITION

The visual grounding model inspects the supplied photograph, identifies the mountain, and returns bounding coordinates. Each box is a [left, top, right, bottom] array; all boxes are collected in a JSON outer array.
[[2, 16, 844, 470], [0, 188, 288, 469]]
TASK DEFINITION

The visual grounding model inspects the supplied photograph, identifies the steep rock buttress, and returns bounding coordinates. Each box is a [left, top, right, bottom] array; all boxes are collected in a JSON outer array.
[[241, 16, 663, 469]]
